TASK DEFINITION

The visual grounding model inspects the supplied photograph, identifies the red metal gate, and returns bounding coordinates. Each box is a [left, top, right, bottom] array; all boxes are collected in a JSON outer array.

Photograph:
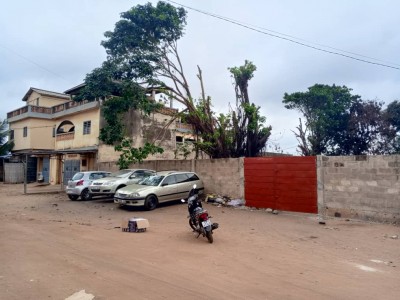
[[244, 157, 317, 213]]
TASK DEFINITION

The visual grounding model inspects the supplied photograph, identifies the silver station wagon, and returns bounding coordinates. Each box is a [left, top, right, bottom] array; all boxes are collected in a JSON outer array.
[[88, 169, 155, 198], [114, 171, 204, 210]]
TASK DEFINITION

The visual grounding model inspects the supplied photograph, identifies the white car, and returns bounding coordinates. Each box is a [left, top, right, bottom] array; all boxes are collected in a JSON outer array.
[[66, 171, 111, 201], [88, 169, 155, 198]]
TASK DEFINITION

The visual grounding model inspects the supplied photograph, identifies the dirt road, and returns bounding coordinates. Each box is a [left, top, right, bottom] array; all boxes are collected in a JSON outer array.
[[0, 183, 399, 300]]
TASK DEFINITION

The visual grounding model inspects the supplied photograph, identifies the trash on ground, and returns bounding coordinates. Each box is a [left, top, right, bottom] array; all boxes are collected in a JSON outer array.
[[205, 194, 245, 207], [226, 199, 245, 207]]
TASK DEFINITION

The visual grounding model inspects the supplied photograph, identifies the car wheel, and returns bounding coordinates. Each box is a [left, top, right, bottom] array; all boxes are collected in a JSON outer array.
[[144, 195, 158, 211], [68, 194, 79, 201], [80, 189, 92, 201]]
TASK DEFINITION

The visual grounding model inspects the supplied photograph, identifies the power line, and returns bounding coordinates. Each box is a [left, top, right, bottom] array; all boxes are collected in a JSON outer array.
[[0, 44, 71, 82], [167, 0, 400, 71]]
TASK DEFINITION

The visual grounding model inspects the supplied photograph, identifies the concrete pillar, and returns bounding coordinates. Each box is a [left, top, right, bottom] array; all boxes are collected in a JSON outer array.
[[239, 157, 244, 199], [316, 155, 326, 220]]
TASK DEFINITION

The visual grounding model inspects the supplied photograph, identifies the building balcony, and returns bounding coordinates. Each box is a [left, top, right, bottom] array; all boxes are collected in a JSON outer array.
[[56, 132, 75, 141], [175, 122, 194, 132], [7, 100, 100, 122]]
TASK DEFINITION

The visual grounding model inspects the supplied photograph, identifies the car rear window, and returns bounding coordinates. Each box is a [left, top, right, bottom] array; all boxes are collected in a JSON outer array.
[[176, 173, 190, 183], [71, 173, 84, 180], [90, 173, 108, 180], [187, 173, 200, 181]]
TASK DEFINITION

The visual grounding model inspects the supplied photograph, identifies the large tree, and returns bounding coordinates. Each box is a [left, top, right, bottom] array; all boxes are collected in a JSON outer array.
[[283, 84, 358, 155], [283, 84, 397, 155], [78, 1, 271, 160], [228, 60, 271, 157], [382, 100, 400, 153]]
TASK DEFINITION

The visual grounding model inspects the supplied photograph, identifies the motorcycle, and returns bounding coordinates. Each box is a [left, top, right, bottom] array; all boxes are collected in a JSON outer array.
[[182, 184, 218, 243]]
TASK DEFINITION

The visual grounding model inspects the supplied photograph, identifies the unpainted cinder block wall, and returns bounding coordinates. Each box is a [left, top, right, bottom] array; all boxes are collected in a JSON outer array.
[[317, 155, 400, 223], [97, 158, 244, 198]]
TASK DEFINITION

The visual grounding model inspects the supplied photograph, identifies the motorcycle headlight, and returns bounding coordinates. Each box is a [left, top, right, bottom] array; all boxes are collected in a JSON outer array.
[[129, 192, 140, 198]]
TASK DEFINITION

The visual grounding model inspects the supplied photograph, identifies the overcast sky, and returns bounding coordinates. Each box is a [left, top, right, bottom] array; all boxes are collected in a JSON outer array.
[[1, 0, 399, 154]]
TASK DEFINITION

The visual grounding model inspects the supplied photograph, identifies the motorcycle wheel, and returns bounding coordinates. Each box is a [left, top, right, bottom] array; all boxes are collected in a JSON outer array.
[[189, 218, 197, 231], [206, 231, 213, 243]]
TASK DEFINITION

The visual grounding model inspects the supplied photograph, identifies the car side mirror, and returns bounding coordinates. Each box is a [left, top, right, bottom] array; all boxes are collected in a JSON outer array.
[[161, 182, 168, 187]]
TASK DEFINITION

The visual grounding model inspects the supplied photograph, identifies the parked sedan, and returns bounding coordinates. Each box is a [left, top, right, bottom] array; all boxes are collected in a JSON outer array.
[[114, 171, 204, 210], [66, 171, 111, 201], [88, 169, 155, 198]]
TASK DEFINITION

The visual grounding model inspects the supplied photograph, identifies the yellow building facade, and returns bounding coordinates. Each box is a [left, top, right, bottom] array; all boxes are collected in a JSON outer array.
[[7, 86, 197, 184]]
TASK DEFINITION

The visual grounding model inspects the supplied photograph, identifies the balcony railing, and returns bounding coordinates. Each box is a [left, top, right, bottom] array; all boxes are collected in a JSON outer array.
[[56, 132, 75, 141], [7, 100, 97, 120], [31, 106, 52, 114], [7, 106, 29, 118], [175, 122, 194, 131]]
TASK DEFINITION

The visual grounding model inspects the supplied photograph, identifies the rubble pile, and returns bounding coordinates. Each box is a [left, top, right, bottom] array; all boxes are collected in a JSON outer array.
[[204, 194, 280, 214], [204, 194, 245, 208]]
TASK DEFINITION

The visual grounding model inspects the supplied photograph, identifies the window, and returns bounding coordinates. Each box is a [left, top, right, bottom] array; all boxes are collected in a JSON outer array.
[[23, 126, 28, 137], [83, 121, 91, 135], [81, 159, 87, 167], [176, 173, 190, 184], [57, 120, 75, 134], [187, 173, 200, 181], [162, 175, 177, 186], [131, 170, 144, 179], [10, 130, 14, 140], [52, 127, 55, 137]]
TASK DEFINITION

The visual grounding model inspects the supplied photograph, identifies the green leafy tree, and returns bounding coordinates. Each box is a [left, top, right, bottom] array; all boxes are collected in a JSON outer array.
[[382, 100, 400, 153], [0, 119, 13, 155], [283, 84, 360, 155], [283, 84, 399, 155], [385, 100, 400, 131], [228, 60, 271, 157], [80, 1, 272, 160], [115, 138, 163, 169], [341, 100, 397, 155]]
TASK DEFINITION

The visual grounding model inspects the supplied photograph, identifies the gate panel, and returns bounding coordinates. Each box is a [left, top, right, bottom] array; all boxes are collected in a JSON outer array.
[[42, 157, 50, 183], [63, 160, 80, 184], [244, 157, 317, 213]]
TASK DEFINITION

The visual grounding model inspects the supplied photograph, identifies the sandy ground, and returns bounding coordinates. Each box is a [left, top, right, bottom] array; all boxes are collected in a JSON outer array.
[[0, 183, 399, 300]]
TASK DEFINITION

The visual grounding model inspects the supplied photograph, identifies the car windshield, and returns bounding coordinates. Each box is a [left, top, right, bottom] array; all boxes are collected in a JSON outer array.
[[138, 175, 164, 186], [109, 170, 132, 178], [71, 173, 84, 180]]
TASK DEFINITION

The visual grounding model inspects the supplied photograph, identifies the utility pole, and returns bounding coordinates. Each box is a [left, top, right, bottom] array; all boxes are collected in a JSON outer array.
[[23, 154, 27, 194]]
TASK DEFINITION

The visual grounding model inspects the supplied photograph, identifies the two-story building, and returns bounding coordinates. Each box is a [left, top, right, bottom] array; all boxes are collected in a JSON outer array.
[[6, 85, 197, 184]]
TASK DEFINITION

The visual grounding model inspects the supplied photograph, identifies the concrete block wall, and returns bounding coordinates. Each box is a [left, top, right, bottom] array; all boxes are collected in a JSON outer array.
[[193, 158, 244, 199], [317, 155, 400, 223], [97, 158, 244, 198]]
